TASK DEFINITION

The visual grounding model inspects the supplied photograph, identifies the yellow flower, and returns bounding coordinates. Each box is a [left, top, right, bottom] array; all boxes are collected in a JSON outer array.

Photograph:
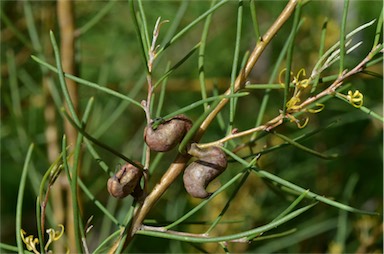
[[286, 96, 301, 111], [279, 68, 293, 87], [336, 90, 364, 108], [280, 68, 311, 112], [307, 103, 325, 113], [20, 229, 39, 254], [286, 113, 309, 129], [279, 68, 326, 129], [45, 224, 64, 252], [296, 117, 309, 129], [347, 90, 363, 108], [293, 68, 309, 89]]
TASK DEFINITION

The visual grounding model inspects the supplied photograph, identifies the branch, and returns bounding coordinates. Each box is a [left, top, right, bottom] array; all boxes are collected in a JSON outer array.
[[299, 44, 382, 110], [199, 44, 383, 150], [106, 1, 299, 253], [105, 2, 299, 253]]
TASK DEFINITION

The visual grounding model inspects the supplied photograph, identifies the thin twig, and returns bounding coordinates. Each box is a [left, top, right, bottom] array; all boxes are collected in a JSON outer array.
[[197, 114, 284, 149], [142, 17, 169, 195]]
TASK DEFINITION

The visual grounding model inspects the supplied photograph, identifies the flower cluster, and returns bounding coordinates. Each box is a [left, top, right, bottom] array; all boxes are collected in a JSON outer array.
[[279, 68, 325, 128], [281, 68, 310, 112], [20, 224, 64, 254]]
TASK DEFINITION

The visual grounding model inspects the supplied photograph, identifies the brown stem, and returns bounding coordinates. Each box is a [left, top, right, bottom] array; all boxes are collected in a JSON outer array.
[[198, 114, 284, 149], [40, 3, 63, 252], [108, 1, 299, 252], [57, 0, 78, 252]]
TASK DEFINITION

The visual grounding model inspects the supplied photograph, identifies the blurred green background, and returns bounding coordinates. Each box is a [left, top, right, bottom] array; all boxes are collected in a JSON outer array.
[[1, 1, 382, 253]]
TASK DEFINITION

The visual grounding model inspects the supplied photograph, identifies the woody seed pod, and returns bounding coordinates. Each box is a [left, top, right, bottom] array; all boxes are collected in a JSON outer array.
[[107, 162, 143, 199], [144, 114, 192, 152], [183, 143, 227, 199]]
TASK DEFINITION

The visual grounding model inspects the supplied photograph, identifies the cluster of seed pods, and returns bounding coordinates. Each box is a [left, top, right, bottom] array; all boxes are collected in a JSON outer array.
[[107, 114, 227, 199]]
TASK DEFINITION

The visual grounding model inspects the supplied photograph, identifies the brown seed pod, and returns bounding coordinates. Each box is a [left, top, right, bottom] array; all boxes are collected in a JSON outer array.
[[107, 162, 143, 199], [144, 114, 192, 152], [183, 143, 227, 199]]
